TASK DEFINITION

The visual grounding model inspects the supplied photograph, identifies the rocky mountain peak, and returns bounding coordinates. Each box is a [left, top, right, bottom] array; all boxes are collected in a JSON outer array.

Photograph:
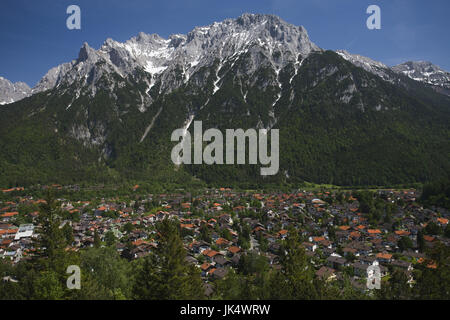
[[0, 76, 31, 105], [28, 13, 321, 98], [77, 42, 97, 62], [392, 60, 450, 91]]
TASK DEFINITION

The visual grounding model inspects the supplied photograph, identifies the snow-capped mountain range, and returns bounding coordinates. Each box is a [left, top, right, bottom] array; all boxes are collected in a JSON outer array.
[[1, 13, 449, 106], [1, 14, 449, 187], [33, 14, 320, 99], [392, 61, 450, 94], [337, 51, 450, 92]]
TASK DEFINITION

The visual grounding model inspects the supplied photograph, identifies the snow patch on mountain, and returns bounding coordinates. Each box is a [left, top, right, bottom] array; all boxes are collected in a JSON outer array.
[[391, 61, 450, 89], [336, 50, 391, 81], [31, 13, 321, 100]]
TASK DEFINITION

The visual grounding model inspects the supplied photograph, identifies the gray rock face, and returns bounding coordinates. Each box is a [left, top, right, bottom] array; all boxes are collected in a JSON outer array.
[[32, 61, 75, 93], [0, 76, 31, 105], [32, 13, 321, 97], [10, 13, 450, 104], [336, 50, 450, 95], [19, 13, 324, 148], [391, 61, 450, 89], [335, 50, 391, 81]]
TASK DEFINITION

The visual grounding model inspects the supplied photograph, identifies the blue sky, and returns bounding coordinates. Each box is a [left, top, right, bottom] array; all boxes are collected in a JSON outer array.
[[1, 0, 449, 87]]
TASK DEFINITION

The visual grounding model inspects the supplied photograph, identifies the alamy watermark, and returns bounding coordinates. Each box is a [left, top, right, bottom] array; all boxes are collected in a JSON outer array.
[[66, 5, 81, 30], [367, 264, 381, 290], [171, 121, 279, 176], [66, 265, 81, 290], [366, 5, 381, 30]]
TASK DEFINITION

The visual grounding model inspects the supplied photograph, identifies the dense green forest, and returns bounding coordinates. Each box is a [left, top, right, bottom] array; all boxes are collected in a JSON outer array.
[[420, 177, 450, 209], [0, 51, 449, 189]]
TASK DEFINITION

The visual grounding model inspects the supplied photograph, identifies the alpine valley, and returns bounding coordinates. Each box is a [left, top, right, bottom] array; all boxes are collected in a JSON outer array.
[[0, 14, 449, 188]]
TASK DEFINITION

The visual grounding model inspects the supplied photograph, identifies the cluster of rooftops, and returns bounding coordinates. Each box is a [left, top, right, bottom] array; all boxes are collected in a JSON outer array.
[[1, 186, 449, 292]]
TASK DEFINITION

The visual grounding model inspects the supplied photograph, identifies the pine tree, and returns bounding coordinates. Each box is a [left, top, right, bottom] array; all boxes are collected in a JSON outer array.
[[34, 191, 68, 273], [62, 223, 74, 246], [31, 191, 80, 299], [94, 229, 101, 248], [133, 218, 204, 299], [376, 269, 411, 300], [276, 232, 324, 299], [417, 229, 425, 253], [105, 230, 117, 246]]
